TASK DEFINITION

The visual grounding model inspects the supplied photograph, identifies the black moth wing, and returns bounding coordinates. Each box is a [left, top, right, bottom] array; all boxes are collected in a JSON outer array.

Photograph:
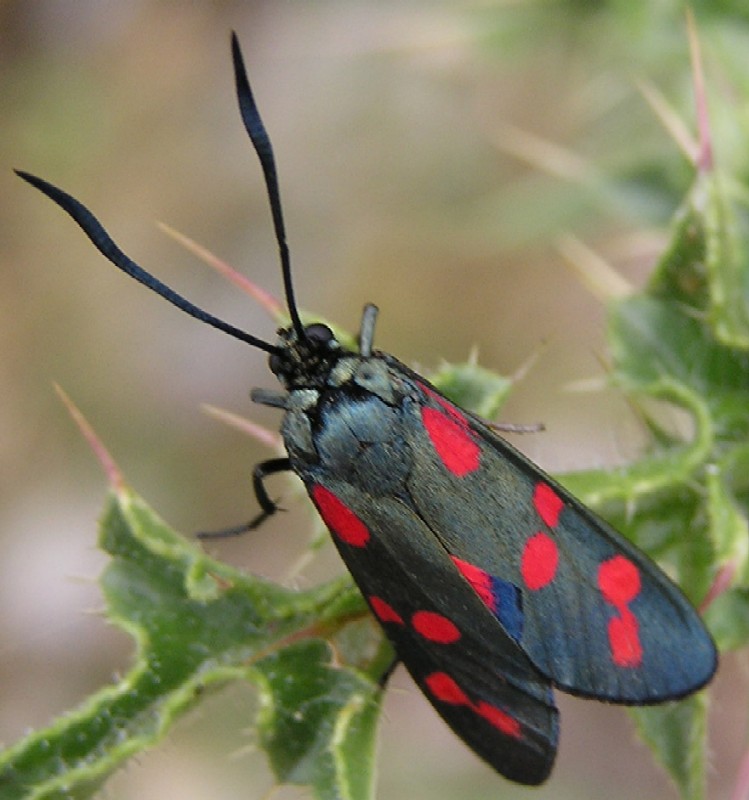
[[396, 361, 717, 703], [279, 370, 559, 784], [308, 475, 559, 785]]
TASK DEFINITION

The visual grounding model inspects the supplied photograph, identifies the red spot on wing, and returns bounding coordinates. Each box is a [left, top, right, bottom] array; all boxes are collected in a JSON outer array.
[[417, 383, 481, 476], [422, 407, 480, 477], [312, 484, 370, 547], [520, 533, 559, 590], [598, 556, 643, 668], [411, 610, 461, 644], [369, 596, 404, 625], [598, 555, 641, 605], [451, 556, 495, 610], [424, 672, 522, 739], [533, 483, 564, 528], [425, 672, 470, 705], [475, 701, 522, 739], [608, 610, 643, 667], [419, 383, 468, 424]]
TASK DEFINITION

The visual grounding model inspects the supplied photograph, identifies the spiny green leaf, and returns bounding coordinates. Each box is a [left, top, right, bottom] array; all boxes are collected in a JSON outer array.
[[0, 488, 381, 800], [629, 694, 710, 800], [252, 639, 382, 800], [649, 166, 749, 348], [559, 96, 749, 795], [429, 360, 513, 419]]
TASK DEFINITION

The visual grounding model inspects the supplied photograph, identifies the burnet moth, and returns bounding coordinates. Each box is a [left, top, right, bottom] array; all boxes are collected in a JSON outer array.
[[17, 33, 716, 785]]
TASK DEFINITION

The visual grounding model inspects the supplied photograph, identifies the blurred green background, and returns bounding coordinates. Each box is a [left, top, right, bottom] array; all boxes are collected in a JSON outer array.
[[1, 2, 746, 798]]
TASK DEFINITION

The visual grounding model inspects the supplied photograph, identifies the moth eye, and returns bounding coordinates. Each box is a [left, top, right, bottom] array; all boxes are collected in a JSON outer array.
[[305, 323, 335, 344]]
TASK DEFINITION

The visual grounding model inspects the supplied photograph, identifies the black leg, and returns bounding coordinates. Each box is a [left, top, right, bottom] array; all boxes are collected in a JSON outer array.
[[251, 457, 292, 520], [197, 457, 292, 540]]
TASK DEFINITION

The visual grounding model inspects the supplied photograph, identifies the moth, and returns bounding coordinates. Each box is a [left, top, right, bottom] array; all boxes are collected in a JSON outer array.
[[17, 33, 717, 784]]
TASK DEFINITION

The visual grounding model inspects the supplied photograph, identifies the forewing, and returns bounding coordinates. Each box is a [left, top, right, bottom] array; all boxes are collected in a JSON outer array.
[[405, 376, 717, 702], [308, 479, 559, 785]]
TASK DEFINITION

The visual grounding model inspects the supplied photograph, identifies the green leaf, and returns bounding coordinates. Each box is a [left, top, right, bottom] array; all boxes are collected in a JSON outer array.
[[704, 589, 749, 651], [705, 465, 749, 585], [558, 93, 749, 796], [649, 167, 749, 349], [253, 639, 382, 800], [429, 360, 513, 418], [629, 694, 711, 800], [0, 487, 383, 800]]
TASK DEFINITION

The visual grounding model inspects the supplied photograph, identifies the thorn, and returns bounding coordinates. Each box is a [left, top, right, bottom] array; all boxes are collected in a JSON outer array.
[[556, 233, 632, 300], [201, 404, 282, 450], [699, 560, 736, 613], [564, 376, 609, 394], [53, 383, 126, 492], [157, 222, 285, 321], [488, 122, 596, 184], [636, 77, 698, 162], [686, 8, 713, 173], [511, 341, 546, 386]]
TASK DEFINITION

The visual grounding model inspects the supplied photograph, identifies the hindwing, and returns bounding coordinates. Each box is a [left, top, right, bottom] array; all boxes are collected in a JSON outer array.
[[309, 479, 559, 785]]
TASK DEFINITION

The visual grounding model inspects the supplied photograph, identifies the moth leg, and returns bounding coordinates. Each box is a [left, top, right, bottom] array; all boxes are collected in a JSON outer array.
[[251, 456, 292, 521], [251, 388, 288, 408], [485, 420, 544, 434], [197, 457, 292, 539]]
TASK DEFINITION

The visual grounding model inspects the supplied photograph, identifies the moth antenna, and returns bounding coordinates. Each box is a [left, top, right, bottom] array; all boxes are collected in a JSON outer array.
[[231, 32, 307, 343], [14, 170, 279, 355]]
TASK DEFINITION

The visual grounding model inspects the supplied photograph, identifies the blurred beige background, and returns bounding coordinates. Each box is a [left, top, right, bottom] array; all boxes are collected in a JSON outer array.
[[1, 2, 743, 798]]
